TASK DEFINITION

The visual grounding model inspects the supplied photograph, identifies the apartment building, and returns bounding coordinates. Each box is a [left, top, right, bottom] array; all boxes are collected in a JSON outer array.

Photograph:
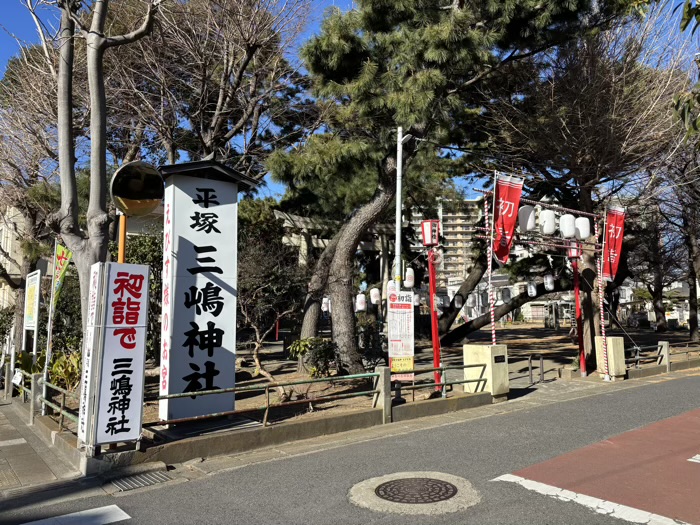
[[0, 207, 25, 309]]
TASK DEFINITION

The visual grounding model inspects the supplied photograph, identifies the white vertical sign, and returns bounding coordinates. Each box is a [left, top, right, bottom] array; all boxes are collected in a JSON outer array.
[[388, 291, 415, 381], [78, 263, 104, 443], [94, 263, 149, 445], [23, 270, 41, 330], [160, 175, 238, 420]]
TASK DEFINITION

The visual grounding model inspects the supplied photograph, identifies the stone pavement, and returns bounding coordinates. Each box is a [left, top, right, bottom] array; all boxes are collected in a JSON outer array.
[[0, 400, 79, 498]]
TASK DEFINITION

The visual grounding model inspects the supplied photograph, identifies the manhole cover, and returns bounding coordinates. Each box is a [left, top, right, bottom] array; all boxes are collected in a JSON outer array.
[[375, 478, 458, 504], [349, 471, 480, 515]]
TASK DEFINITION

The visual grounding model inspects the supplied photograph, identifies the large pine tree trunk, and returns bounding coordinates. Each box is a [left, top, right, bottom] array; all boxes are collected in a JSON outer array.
[[299, 230, 342, 339], [329, 159, 399, 374], [577, 187, 599, 372]]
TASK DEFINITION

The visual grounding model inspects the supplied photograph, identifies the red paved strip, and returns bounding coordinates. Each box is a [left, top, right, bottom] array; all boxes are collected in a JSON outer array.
[[515, 408, 700, 524]]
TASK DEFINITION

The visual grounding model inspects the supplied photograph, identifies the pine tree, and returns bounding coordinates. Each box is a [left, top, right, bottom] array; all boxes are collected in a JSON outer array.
[[270, 0, 640, 372]]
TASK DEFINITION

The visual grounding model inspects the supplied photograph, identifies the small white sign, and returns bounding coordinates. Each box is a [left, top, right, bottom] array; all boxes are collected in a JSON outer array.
[[388, 291, 415, 381], [11, 370, 22, 386], [23, 270, 41, 331], [78, 263, 103, 443]]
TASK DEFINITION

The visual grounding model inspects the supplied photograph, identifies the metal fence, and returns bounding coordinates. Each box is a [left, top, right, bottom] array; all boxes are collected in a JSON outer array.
[[625, 341, 700, 372], [5, 359, 489, 436]]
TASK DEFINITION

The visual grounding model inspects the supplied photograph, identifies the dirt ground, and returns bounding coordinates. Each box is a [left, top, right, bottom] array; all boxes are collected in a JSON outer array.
[[137, 322, 700, 428], [53, 322, 700, 434]]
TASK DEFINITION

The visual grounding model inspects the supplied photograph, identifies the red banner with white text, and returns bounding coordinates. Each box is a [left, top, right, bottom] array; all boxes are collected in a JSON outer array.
[[603, 207, 625, 281], [492, 175, 524, 264]]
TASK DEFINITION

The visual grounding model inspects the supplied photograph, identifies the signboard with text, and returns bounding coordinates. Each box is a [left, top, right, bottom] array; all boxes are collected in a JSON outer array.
[[23, 270, 41, 331], [78, 263, 102, 443], [94, 264, 149, 445], [160, 174, 238, 420], [78, 263, 149, 446], [388, 291, 415, 381]]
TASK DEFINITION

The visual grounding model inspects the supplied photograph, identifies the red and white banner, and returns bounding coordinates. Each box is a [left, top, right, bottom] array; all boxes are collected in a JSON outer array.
[[603, 207, 625, 281], [492, 175, 524, 264]]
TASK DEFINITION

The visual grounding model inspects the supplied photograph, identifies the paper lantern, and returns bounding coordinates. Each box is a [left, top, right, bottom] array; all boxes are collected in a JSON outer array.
[[539, 209, 556, 235], [518, 205, 536, 232], [501, 288, 511, 302], [321, 297, 330, 312], [454, 295, 463, 309], [404, 267, 415, 288], [467, 294, 476, 307], [575, 217, 590, 240], [421, 220, 440, 246], [413, 294, 421, 306], [544, 274, 555, 291], [369, 287, 381, 305], [527, 281, 537, 297], [355, 293, 367, 312], [387, 280, 397, 294], [560, 214, 576, 239]]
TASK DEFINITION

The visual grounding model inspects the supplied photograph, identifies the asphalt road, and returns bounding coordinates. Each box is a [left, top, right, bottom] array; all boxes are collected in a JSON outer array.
[[3, 372, 699, 525]]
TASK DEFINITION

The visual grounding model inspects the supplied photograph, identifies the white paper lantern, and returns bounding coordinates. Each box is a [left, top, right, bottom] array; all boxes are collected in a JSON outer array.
[[387, 280, 397, 294], [544, 274, 555, 291], [355, 293, 367, 312], [527, 281, 537, 297], [413, 294, 421, 306], [321, 297, 330, 312], [518, 205, 536, 232], [467, 294, 476, 307], [454, 295, 463, 309], [539, 209, 556, 235], [369, 287, 381, 305], [575, 217, 590, 240], [559, 214, 576, 239], [404, 267, 415, 288]]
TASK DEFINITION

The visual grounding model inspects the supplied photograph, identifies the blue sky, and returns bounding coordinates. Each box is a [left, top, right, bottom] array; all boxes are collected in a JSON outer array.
[[0, 0, 355, 200]]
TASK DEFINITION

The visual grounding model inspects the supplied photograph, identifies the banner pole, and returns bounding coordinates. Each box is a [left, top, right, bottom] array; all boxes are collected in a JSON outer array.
[[487, 173, 498, 345], [42, 239, 58, 415], [597, 211, 610, 381]]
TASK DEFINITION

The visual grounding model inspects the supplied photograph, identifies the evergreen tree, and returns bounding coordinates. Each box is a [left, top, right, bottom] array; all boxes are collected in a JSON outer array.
[[270, 0, 640, 372]]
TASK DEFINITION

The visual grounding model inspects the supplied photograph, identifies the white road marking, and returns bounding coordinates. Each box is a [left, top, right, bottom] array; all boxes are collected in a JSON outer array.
[[0, 438, 27, 447], [20, 504, 130, 525], [687, 454, 700, 464], [493, 474, 689, 525]]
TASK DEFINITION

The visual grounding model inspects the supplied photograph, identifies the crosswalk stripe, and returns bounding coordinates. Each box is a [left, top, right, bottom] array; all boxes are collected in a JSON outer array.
[[0, 438, 27, 447], [494, 474, 690, 525], [20, 504, 130, 525]]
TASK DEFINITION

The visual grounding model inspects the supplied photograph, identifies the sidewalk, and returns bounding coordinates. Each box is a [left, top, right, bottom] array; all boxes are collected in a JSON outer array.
[[0, 399, 79, 498]]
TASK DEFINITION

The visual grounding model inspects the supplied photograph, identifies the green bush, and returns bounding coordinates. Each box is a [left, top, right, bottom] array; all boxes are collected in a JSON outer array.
[[288, 338, 339, 378]]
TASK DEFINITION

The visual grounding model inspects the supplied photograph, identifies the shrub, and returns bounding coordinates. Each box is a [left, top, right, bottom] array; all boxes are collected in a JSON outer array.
[[288, 338, 339, 378]]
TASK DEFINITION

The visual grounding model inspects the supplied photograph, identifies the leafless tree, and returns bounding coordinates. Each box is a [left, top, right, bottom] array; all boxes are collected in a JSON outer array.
[[482, 7, 689, 367]]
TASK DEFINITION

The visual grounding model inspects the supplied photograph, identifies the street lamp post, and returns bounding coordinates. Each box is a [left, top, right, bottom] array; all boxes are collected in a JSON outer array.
[[394, 127, 412, 289]]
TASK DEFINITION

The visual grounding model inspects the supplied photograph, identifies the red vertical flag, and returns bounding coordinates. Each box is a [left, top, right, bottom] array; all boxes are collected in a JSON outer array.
[[603, 207, 625, 281], [492, 175, 524, 264]]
